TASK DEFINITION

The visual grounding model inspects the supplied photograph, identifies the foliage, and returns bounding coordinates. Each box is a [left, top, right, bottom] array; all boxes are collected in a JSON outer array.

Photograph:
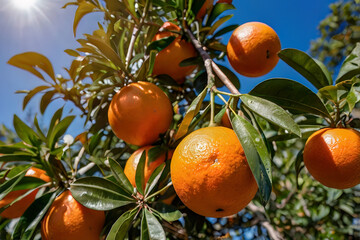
[[0, 0, 360, 239], [310, 0, 360, 72]]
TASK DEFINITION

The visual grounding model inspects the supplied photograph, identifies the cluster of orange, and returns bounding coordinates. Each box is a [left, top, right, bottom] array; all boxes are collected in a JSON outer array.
[[2, 1, 360, 239]]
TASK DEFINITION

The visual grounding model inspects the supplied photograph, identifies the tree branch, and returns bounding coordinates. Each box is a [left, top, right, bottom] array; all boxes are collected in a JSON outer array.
[[247, 203, 284, 240]]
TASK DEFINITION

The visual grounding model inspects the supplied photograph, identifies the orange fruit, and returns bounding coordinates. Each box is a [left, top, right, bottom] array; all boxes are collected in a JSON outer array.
[[196, 0, 214, 19], [108, 81, 173, 146], [171, 127, 258, 218], [152, 22, 198, 84], [303, 128, 360, 189], [227, 22, 281, 77], [124, 146, 173, 188], [0, 167, 51, 219], [41, 190, 105, 240]]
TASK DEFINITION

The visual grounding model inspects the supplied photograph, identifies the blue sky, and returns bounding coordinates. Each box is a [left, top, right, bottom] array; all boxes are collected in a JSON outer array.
[[0, 0, 334, 137]]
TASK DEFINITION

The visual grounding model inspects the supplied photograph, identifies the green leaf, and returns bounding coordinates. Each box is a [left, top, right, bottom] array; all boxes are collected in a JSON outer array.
[[13, 115, 41, 147], [40, 90, 56, 114], [47, 115, 75, 150], [106, 208, 137, 240], [108, 158, 134, 195], [135, 151, 147, 196], [250, 78, 331, 118], [144, 208, 166, 240], [148, 50, 157, 76], [278, 48, 332, 89], [0, 169, 28, 201], [86, 35, 126, 72], [231, 114, 272, 205], [70, 177, 135, 211], [153, 203, 182, 222], [145, 163, 165, 196], [124, 0, 137, 19], [12, 190, 58, 240], [336, 43, 360, 83], [88, 131, 103, 154], [8, 52, 56, 82], [213, 24, 238, 39], [241, 94, 301, 137], [206, 3, 235, 27], [146, 36, 176, 55], [208, 15, 233, 36], [73, 1, 97, 36], [22, 85, 50, 110], [346, 81, 360, 112], [318, 85, 348, 103], [174, 88, 208, 140], [0, 154, 38, 163], [141, 210, 150, 240]]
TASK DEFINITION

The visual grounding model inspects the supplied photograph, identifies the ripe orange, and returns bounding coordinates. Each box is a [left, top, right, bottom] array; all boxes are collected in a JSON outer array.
[[303, 128, 360, 189], [124, 146, 173, 187], [41, 190, 105, 240], [152, 22, 198, 84], [0, 167, 51, 219], [171, 127, 258, 218], [196, 0, 214, 19], [227, 22, 281, 77], [108, 81, 173, 146]]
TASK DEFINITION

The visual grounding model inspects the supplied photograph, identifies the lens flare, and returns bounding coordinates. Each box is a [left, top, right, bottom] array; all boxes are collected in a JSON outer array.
[[12, 0, 38, 10]]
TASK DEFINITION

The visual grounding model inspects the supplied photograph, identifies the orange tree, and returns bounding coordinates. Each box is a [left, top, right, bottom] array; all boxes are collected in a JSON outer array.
[[0, 0, 360, 239]]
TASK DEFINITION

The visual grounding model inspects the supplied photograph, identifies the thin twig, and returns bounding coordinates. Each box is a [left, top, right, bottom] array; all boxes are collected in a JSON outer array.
[[125, 0, 151, 68]]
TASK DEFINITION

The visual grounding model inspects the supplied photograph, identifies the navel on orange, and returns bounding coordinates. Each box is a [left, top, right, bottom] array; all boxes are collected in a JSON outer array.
[[152, 22, 198, 84], [108, 81, 173, 146], [171, 127, 258, 218], [227, 22, 281, 77], [41, 190, 105, 240], [0, 167, 51, 219], [303, 128, 360, 189]]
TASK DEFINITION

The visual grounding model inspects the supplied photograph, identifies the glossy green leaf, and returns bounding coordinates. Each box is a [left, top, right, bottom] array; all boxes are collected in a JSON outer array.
[[106, 208, 137, 240], [85, 35, 126, 71], [148, 50, 157, 75], [250, 78, 331, 118], [70, 177, 135, 211], [13, 115, 41, 146], [144, 208, 166, 240], [135, 151, 147, 196], [48, 107, 64, 135], [47, 115, 75, 150], [336, 43, 360, 83], [146, 36, 176, 55], [0, 169, 28, 201], [231, 114, 272, 205], [174, 88, 208, 140], [208, 15, 233, 36], [0, 154, 38, 163], [88, 130, 103, 154], [8, 52, 56, 82], [153, 203, 182, 222], [73, 1, 97, 36], [22, 85, 50, 110], [145, 163, 165, 196], [241, 94, 301, 137], [12, 191, 58, 240], [278, 48, 332, 89], [141, 210, 150, 240], [108, 158, 134, 195], [318, 85, 347, 103], [213, 24, 238, 39], [346, 81, 360, 112], [206, 3, 235, 27], [34, 115, 47, 142]]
